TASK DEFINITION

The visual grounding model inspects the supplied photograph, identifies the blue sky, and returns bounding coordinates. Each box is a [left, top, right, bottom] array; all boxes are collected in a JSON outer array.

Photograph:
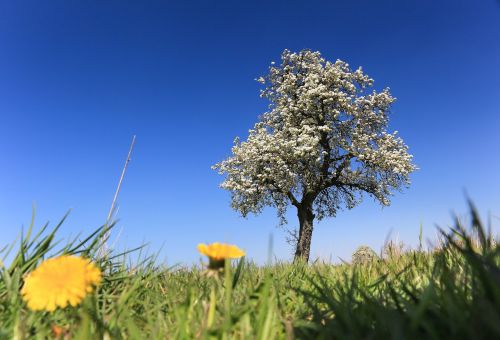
[[1, 0, 499, 265]]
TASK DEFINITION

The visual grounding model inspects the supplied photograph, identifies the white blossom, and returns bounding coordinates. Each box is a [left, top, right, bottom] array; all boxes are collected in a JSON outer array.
[[213, 49, 417, 224]]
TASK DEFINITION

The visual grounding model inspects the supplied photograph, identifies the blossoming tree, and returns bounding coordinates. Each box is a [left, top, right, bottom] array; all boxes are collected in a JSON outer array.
[[213, 49, 416, 262]]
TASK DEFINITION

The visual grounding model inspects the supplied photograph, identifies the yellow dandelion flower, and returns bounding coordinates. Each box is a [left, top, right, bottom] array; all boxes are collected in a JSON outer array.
[[197, 242, 245, 270], [21, 255, 101, 312]]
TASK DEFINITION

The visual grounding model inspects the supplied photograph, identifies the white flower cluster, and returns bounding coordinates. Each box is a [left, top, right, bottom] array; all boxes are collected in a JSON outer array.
[[213, 49, 416, 222]]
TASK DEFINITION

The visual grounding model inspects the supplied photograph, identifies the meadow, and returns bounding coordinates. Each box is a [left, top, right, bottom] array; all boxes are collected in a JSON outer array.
[[1, 202, 499, 339]]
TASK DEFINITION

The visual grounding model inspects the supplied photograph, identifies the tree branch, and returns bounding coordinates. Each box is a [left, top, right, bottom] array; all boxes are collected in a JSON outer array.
[[320, 153, 353, 190], [340, 180, 378, 196], [264, 178, 300, 207], [287, 191, 300, 207]]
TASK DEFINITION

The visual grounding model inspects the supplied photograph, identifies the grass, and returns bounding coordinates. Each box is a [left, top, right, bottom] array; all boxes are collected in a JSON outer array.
[[1, 201, 499, 339]]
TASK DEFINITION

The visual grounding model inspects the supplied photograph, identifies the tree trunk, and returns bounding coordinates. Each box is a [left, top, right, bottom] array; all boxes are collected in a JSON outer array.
[[294, 202, 315, 262]]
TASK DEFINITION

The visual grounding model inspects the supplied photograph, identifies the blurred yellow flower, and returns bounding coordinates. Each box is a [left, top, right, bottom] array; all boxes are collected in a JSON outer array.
[[21, 255, 101, 312], [197, 243, 245, 269], [198, 242, 245, 260]]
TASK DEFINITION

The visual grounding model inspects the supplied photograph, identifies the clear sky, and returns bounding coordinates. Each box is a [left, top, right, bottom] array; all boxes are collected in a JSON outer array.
[[1, 0, 499, 265]]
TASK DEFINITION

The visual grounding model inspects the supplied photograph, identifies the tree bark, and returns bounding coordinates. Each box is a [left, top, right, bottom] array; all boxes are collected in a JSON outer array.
[[294, 201, 315, 262]]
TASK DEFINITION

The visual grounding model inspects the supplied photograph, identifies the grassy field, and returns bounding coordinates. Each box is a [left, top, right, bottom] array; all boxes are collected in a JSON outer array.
[[1, 202, 499, 339]]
